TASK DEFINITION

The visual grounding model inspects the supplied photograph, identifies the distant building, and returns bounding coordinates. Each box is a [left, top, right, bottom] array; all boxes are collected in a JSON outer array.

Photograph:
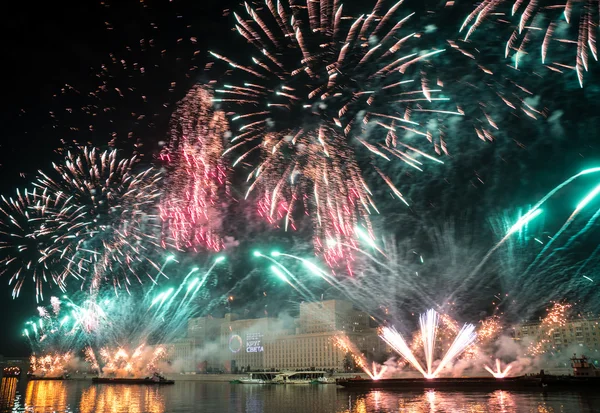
[[166, 338, 197, 372], [298, 300, 370, 334], [264, 300, 382, 371], [164, 299, 384, 373], [513, 315, 600, 355], [187, 315, 225, 346], [220, 316, 285, 372], [0, 355, 29, 380]]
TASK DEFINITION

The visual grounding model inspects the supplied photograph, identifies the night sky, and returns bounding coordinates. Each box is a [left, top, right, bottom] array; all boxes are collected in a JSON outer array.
[[1, 0, 599, 356]]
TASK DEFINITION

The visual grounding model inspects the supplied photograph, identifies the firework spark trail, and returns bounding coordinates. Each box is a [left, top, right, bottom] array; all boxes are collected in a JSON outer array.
[[461, 0, 600, 86], [97, 344, 168, 378], [40, 3, 211, 153], [476, 315, 503, 346], [0, 188, 68, 301], [338, 230, 487, 320], [527, 301, 571, 356], [268, 248, 436, 328], [431, 323, 477, 377], [524, 183, 600, 275], [453, 167, 600, 302], [270, 251, 346, 290], [19, 147, 164, 294], [380, 326, 429, 377], [380, 309, 477, 378], [420, 309, 439, 376], [333, 335, 387, 380], [436, 39, 544, 146], [25, 257, 226, 377], [574, 242, 600, 279], [29, 352, 73, 378], [212, 0, 460, 268], [484, 359, 513, 378], [255, 251, 318, 301], [159, 85, 230, 253], [23, 296, 89, 357]]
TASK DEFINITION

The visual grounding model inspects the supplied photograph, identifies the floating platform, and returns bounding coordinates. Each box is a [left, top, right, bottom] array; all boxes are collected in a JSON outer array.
[[337, 375, 600, 391], [29, 376, 70, 381], [92, 377, 174, 385]]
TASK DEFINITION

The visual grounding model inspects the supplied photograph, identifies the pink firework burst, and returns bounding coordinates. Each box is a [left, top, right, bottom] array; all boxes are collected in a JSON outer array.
[[159, 85, 230, 252]]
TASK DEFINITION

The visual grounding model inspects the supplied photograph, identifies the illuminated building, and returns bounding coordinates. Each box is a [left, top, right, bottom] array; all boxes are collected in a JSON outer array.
[[263, 300, 382, 371], [298, 300, 369, 334], [220, 316, 285, 372], [513, 315, 600, 354], [166, 338, 197, 372], [187, 315, 225, 346], [165, 300, 383, 372]]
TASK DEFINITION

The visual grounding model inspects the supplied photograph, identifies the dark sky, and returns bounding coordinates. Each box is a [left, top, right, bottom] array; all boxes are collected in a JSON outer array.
[[1, 0, 599, 357]]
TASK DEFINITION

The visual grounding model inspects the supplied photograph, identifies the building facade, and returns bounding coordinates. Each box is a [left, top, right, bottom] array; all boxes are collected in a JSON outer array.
[[263, 300, 382, 370], [513, 315, 600, 355], [165, 300, 384, 372]]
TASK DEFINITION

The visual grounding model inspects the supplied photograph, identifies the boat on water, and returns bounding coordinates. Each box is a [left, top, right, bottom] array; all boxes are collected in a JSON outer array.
[[239, 372, 279, 384], [337, 375, 543, 390], [314, 376, 337, 384], [272, 371, 330, 384], [337, 374, 600, 390], [92, 373, 174, 385], [338, 355, 600, 391]]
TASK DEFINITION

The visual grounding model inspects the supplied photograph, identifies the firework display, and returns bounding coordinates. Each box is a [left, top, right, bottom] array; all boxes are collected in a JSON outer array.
[[333, 335, 387, 380], [526, 302, 571, 356], [2, 0, 600, 393], [484, 358, 512, 378], [211, 0, 465, 268], [159, 85, 230, 252], [0, 148, 163, 299], [29, 353, 74, 378], [0, 188, 64, 300], [34, 147, 163, 293], [23, 255, 226, 378], [96, 345, 168, 378], [380, 309, 477, 378], [462, 0, 599, 86], [23, 295, 89, 356]]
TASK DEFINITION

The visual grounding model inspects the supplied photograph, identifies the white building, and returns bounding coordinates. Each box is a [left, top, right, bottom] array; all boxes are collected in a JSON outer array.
[[263, 300, 381, 371], [513, 315, 600, 354], [165, 299, 384, 372]]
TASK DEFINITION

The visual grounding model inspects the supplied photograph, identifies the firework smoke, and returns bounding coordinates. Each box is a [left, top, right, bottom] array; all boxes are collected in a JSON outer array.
[[333, 335, 387, 380], [484, 358, 513, 378]]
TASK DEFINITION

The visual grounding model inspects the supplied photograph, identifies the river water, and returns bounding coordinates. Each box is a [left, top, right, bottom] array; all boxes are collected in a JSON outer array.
[[1, 377, 599, 413]]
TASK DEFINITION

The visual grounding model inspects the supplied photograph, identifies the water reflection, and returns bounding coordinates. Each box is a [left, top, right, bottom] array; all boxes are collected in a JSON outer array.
[[25, 380, 69, 412], [79, 385, 165, 413], [341, 389, 594, 413], [0, 378, 18, 412], [0, 381, 598, 413]]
